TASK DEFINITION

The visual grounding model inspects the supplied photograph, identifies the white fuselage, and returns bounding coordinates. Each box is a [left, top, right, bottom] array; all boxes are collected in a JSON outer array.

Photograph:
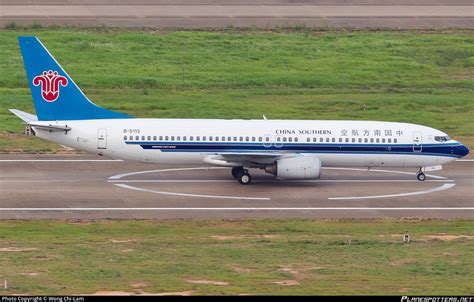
[[32, 118, 463, 168]]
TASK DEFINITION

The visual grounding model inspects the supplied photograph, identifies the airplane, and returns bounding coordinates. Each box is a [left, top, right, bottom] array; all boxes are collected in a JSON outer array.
[[10, 36, 469, 185]]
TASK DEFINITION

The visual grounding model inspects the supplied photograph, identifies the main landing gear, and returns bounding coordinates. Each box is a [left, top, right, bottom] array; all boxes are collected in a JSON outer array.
[[416, 169, 426, 181], [231, 167, 252, 185]]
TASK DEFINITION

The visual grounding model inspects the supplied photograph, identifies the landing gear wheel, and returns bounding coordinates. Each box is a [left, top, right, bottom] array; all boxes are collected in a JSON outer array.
[[237, 172, 252, 185], [231, 167, 245, 179], [417, 172, 426, 181]]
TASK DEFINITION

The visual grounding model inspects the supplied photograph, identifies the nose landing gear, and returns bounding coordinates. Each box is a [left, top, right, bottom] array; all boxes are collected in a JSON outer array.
[[416, 170, 426, 181], [231, 167, 252, 185]]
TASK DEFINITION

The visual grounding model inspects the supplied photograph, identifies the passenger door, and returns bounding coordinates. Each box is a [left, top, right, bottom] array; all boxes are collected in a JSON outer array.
[[97, 128, 107, 149]]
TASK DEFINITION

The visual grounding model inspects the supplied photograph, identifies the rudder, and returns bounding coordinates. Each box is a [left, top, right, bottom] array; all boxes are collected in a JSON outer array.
[[18, 36, 132, 121]]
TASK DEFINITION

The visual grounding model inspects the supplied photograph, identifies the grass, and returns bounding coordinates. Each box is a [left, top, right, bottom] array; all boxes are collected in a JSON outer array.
[[0, 219, 472, 295], [0, 28, 473, 151]]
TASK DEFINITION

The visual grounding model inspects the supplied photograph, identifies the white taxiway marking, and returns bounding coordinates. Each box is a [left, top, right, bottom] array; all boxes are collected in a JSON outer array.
[[0, 159, 123, 162], [108, 179, 454, 183], [109, 167, 273, 201], [109, 166, 456, 201], [329, 183, 456, 200], [456, 159, 474, 162], [114, 183, 270, 201], [108, 167, 226, 180], [0, 207, 472, 211]]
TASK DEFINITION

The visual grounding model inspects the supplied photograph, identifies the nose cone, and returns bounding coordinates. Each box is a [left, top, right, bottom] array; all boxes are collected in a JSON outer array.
[[456, 144, 470, 157]]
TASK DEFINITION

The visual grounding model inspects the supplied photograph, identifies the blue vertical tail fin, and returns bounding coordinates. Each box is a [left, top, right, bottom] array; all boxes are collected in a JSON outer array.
[[18, 36, 132, 121]]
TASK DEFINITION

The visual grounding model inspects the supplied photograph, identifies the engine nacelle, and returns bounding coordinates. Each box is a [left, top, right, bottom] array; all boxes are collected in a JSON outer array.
[[265, 156, 322, 180]]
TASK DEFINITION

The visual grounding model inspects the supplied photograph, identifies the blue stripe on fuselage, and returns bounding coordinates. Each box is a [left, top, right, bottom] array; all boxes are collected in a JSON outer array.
[[124, 141, 462, 158]]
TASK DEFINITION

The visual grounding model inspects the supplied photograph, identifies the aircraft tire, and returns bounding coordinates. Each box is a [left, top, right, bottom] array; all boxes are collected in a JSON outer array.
[[417, 172, 426, 181], [237, 172, 252, 185]]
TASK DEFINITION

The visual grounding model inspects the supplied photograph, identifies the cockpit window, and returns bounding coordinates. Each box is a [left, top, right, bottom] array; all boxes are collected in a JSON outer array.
[[434, 136, 451, 142]]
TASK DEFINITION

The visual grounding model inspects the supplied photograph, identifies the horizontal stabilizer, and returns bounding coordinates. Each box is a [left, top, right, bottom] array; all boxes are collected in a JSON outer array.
[[9, 109, 38, 123], [28, 122, 71, 132]]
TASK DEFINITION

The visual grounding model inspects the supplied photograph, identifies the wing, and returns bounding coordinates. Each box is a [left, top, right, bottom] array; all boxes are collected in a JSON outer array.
[[203, 152, 290, 167]]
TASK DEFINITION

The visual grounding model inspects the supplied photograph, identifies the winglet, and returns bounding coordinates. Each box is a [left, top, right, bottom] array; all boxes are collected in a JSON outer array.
[[9, 109, 38, 123]]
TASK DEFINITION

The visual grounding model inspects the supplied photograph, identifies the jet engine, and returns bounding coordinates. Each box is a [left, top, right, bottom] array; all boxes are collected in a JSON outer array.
[[265, 156, 322, 180]]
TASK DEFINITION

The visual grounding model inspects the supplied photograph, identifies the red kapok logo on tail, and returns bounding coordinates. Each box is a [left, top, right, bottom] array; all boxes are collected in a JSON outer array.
[[33, 70, 68, 102]]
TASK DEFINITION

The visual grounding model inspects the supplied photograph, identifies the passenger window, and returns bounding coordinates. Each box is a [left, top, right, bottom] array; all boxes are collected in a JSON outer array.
[[190, 136, 193, 141], [394, 138, 397, 143], [183, 136, 187, 141], [352, 138, 355, 143], [240, 137, 243, 141], [288, 137, 292, 142], [234, 137, 237, 141], [222, 136, 225, 141], [364, 138, 368, 143], [265, 137, 270, 142], [227, 137, 231, 141], [129, 136, 133, 140], [136, 136, 139, 140], [165, 136, 169, 141], [153, 136, 157, 140], [376, 138, 380, 143], [283, 137, 287, 142], [196, 136, 200, 141], [358, 138, 362, 143], [277, 137, 281, 142], [141, 136, 145, 140], [382, 138, 385, 143], [177, 136, 180, 141], [209, 136, 213, 141], [320, 137, 323, 143], [147, 136, 151, 140], [339, 138, 342, 143], [345, 138, 349, 143], [123, 135, 127, 140], [259, 137, 263, 142], [307, 137, 310, 142], [332, 138, 335, 143], [326, 138, 330, 143], [295, 137, 298, 142], [203, 136, 206, 141], [159, 136, 163, 140], [313, 137, 317, 142], [370, 138, 374, 143], [215, 137, 219, 141], [171, 136, 175, 141], [388, 138, 391, 143], [252, 137, 256, 142], [245, 137, 249, 142]]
